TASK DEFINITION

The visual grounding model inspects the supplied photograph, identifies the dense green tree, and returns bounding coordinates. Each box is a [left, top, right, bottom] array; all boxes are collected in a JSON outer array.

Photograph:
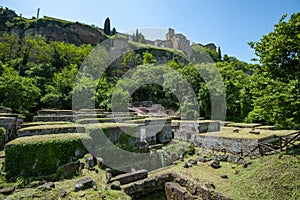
[[104, 17, 111, 35], [0, 33, 20, 63], [247, 13, 300, 129], [249, 13, 300, 80], [217, 61, 252, 121], [0, 65, 40, 114], [41, 64, 78, 109], [121, 51, 141, 72], [95, 76, 113, 111], [142, 51, 156, 64]]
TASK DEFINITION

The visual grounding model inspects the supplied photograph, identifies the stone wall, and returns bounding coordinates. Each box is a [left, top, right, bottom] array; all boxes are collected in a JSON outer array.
[[173, 120, 220, 141], [122, 172, 174, 199], [122, 173, 231, 200], [128, 118, 173, 144], [17, 124, 85, 137], [110, 169, 148, 185], [0, 113, 24, 143], [194, 135, 277, 155]]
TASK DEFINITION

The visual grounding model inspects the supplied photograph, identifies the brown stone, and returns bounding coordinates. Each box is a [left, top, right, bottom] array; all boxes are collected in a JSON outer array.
[[0, 186, 15, 195]]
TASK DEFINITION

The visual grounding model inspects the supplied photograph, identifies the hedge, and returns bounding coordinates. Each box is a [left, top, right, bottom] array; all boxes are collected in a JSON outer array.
[[4, 133, 92, 180]]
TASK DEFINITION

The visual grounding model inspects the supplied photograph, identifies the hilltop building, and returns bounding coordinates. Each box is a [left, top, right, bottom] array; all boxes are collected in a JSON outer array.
[[154, 28, 217, 57], [154, 28, 192, 56]]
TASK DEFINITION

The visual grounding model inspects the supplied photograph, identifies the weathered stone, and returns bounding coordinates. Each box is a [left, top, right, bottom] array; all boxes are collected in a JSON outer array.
[[110, 181, 121, 190], [183, 162, 189, 168], [80, 193, 85, 197], [106, 168, 112, 183], [96, 157, 105, 169], [57, 161, 80, 179], [174, 174, 189, 187], [220, 174, 228, 179], [123, 172, 174, 199], [109, 169, 148, 185], [85, 156, 96, 169], [74, 177, 94, 191], [179, 154, 184, 161], [170, 152, 178, 161], [214, 154, 228, 162], [227, 155, 243, 163], [249, 131, 260, 135], [165, 182, 187, 200], [186, 181, 198, 195], [59, 189, 67, 197], [188, 159, 197, 165], [242, 161, 252, 168], [205, 181, 216, 190], [93, 183, 98, 191], [36, 182, 55, 191], [196, 156, 212, 163], [0, 186, 15, 195], [210, 160, 221, 169], [233, 128, 239, 133], [74, 183, 83, 192]]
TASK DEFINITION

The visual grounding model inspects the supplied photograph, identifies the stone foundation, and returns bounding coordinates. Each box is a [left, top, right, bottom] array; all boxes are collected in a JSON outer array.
[[173, 120, 220, 141], [110, 169, 148, 185], [194, 134, 277, 155], [122, 173, 231, 200]]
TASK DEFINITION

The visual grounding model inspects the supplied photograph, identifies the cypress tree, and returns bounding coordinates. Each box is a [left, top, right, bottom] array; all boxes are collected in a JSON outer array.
[[104, 17, 111, 35], [218, 46, 222, 61], [111, 27, 117, 36]]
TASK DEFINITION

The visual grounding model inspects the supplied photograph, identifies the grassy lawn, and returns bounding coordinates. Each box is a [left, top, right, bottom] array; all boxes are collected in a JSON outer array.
[[150, 150, 300, 200], [200, 127, 297, 140]]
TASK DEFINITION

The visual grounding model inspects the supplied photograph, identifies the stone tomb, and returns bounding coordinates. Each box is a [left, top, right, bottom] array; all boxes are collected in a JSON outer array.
[[172, 120, 220, 141], [0, 106, 24, 143]]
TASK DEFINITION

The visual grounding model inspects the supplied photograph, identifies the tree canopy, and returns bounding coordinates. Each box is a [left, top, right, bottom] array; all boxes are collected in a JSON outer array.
[[0, 12, 299, 129]]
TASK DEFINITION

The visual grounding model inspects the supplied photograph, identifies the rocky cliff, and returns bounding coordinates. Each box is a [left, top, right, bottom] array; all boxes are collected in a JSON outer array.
[[0, 7, 107, 46]]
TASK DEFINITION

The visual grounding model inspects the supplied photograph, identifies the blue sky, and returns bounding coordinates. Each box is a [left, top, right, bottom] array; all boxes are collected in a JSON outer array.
[[1, 0, 299, 62]]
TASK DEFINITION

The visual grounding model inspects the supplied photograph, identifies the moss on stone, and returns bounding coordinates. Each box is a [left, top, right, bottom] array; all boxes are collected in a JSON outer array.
[[4, 133, 91, 180]]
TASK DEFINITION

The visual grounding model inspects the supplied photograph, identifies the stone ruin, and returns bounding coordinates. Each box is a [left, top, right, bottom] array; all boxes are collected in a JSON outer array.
[[1, 107, 297, 199], [0, 106, 24, 148]]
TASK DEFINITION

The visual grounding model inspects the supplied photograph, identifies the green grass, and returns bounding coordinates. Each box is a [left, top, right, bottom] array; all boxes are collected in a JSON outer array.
[[84, 122, 140, 129], [126, 117, 169, 123], [18, 124, 83, 132], [150, 149, 300, 200], [227, 123, 262, 128], [6, 133, 90, 145], [229, 154, 300, 200], [200, 127, 296, 140], [1, 161, 131, 200], [21, 121, 73, 127]]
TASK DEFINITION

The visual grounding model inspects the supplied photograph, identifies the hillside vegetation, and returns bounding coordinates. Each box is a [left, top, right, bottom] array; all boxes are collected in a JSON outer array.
[[0, 7, 299, 129]]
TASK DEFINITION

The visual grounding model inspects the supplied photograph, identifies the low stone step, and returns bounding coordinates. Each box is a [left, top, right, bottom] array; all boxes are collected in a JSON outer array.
[[17, 124, 85, 137], [33, 115, 75, 122], [109, 169, 148, 185]]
